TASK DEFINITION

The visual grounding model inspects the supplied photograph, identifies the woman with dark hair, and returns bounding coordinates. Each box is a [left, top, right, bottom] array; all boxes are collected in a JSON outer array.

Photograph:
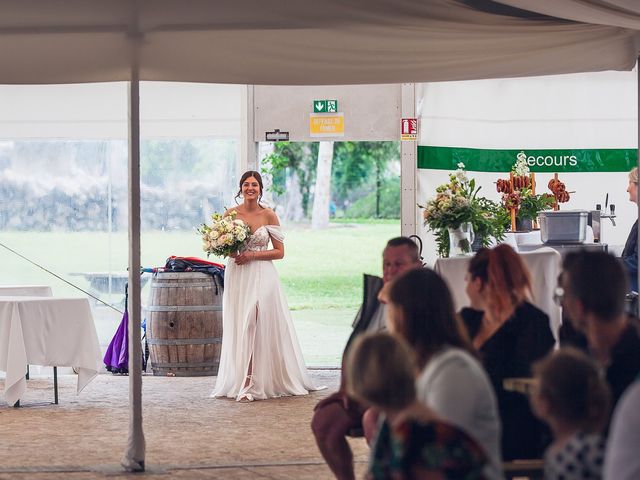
[[383, 268, 503, 480], [211, 171, 317, 401], [462, 244, 555, 460]]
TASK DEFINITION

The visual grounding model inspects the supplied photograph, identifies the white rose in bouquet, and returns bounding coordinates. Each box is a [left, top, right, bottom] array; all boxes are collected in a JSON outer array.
[[218, 234, 230, 246]]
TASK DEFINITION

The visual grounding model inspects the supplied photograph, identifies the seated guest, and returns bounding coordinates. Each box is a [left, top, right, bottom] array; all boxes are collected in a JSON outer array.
[[530, 348, 610, 480], [560, 250, 640, 409], [382, 268, 503, 480], [311, 237, 421, 480], [346, 332, 488, 480], [621, 167, 638, 292], [461, 244, 555, 460], [604, 378, 640, 480]]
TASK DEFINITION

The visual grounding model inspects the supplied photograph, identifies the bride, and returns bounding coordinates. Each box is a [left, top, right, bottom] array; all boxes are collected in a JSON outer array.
[[211, 170, 318, 401]]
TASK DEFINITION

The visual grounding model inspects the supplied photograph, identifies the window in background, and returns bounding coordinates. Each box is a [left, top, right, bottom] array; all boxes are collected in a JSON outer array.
[[0, 82, 243, 354]]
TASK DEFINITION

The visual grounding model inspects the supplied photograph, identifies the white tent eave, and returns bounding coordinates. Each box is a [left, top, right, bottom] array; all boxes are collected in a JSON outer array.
[[0, 0, 639, 85]]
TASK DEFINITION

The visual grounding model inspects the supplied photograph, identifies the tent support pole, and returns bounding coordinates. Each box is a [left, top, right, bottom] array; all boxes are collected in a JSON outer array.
[[633, 56, 640, 304], [401, 83, 417, 237], [122, 2, 146, 470]]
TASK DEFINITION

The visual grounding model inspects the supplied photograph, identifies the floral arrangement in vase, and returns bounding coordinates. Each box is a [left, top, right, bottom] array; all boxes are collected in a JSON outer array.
[[496, 153, 554, 231], [420, 163, 507, 257]]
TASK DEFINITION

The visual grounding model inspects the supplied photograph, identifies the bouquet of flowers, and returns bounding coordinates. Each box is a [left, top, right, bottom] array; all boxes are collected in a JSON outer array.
[[421, 163, 506, 257], [421, 164, 474, 232], [197, 210, 251, 258]]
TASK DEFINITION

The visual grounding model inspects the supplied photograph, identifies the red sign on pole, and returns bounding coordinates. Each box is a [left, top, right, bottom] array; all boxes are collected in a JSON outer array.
[[401, 118, 418, 140]]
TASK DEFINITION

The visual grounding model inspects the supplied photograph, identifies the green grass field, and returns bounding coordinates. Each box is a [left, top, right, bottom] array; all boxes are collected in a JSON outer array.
[[0, 221, 399, 365]]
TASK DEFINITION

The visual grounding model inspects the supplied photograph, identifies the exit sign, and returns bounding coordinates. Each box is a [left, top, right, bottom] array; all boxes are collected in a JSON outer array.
[[313, 99, 338, 113]]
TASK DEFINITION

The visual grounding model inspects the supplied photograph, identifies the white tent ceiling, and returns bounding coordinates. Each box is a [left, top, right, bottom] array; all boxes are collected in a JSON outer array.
[[0, 0, 639, 85]]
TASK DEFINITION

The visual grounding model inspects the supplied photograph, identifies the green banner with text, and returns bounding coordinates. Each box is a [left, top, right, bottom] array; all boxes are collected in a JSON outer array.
[[417, 146, 637, 172]]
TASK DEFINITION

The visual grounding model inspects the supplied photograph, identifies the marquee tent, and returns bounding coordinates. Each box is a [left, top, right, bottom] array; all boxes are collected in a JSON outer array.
[[1, 0, 639, 472]]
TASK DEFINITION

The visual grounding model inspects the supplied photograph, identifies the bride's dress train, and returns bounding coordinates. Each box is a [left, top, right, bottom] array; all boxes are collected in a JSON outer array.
[[211, 225, 319, 401]]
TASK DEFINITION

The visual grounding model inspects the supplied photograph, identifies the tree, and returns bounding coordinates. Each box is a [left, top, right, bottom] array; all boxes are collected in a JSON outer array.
[[332, 141, 399, 216], [262, 140, 399, 221], [311, 141, 334, 229], [261, 142, 318, 219]]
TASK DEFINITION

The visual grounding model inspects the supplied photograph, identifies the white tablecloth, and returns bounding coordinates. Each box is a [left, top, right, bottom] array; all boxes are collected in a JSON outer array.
[[0, 285, 53, 297], [0, 296, 102, 405], [434, 247, 562, 339]]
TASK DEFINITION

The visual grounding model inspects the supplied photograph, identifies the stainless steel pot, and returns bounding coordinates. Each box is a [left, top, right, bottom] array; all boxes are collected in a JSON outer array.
[[539, 210, 588, 244]]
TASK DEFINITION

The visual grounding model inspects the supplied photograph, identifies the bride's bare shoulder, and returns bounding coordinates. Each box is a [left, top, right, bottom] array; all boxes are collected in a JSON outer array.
[[263, 208, 280, 225]]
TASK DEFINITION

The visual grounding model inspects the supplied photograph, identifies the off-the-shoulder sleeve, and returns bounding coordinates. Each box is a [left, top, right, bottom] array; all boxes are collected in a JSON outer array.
[[265, 225, 284, 243]]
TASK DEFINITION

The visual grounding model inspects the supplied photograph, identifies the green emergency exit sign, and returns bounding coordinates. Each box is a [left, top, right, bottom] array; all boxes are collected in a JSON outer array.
[[313, 100, 338, 113]]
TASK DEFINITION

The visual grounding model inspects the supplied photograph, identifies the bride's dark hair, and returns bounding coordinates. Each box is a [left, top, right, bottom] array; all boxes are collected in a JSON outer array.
[[235, 170, 265, 207]]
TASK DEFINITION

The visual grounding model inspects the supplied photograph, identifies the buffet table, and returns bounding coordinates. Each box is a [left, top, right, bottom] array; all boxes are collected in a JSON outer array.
[[434, 247, 562, 339], [0, 296, 102, 406]]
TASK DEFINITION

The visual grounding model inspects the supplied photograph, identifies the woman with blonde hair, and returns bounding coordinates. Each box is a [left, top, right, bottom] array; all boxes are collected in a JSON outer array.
[[461, 244, 555, 460], [622, 166, 638, 292], [346, 332, 487, 480]]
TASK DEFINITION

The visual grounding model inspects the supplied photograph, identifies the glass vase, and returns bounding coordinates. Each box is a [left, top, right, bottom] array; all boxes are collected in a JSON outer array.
[[448, 222, 475, 256]]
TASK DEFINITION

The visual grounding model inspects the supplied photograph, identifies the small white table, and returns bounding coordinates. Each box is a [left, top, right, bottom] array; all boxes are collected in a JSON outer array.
[[434, 247, 562, 339], [0, 285, 53, 297], [0, 296, 102, 406]]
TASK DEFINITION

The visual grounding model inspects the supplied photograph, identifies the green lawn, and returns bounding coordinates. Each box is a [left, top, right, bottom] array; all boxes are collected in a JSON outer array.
[[0, 221, 399, 365]]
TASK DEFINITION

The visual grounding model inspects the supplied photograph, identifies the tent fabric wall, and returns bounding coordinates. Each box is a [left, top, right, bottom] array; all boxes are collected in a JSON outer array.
[[0, 0, 639, 85], [416, 71, 638, 265]]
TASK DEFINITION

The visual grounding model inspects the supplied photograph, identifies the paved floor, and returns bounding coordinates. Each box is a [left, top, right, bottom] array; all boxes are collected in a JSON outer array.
[[0, 370, 368, 479]]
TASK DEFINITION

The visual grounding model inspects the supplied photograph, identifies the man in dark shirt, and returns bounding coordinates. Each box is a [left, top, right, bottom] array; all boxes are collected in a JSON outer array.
[[560, 251, 640, 407], [311, 237, 422, 480]]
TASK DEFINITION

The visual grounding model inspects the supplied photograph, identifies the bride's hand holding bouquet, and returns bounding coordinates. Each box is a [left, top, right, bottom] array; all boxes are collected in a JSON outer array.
[[198, 210, 251, 259]]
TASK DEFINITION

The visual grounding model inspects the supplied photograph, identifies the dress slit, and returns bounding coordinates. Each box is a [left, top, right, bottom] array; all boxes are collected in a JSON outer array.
[[237, 302, 259, 401]]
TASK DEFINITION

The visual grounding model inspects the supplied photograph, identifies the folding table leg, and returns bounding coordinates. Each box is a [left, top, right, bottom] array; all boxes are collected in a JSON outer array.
[[12, 367, 58, 407], [13, 366, 30, 407], [53, 366, 58, 404]]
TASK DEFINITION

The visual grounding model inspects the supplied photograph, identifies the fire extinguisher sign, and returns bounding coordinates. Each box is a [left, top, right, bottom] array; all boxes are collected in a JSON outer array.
[[401, 118, 418, 141]]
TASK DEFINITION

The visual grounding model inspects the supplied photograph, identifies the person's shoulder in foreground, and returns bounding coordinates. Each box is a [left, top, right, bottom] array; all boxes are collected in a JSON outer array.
[[604, 379, 640, 480]]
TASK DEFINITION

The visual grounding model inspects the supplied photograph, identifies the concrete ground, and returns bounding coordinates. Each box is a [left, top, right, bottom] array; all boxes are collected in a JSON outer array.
[[0, 370, 368, 479]]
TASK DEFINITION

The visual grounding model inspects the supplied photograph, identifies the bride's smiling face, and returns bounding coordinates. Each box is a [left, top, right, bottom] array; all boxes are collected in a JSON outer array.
[[242, 177, 261, 200]]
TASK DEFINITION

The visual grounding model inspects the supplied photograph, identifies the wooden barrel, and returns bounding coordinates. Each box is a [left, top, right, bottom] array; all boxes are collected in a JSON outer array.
[[146, 272, 223, 376]]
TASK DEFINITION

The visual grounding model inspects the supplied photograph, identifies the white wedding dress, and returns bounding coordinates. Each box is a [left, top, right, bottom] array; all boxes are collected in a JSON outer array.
[[211, 225, 318, 401]]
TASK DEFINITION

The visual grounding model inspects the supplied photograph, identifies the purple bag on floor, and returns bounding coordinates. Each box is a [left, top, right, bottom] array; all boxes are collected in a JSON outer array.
[[103, 308, 129, 374]]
